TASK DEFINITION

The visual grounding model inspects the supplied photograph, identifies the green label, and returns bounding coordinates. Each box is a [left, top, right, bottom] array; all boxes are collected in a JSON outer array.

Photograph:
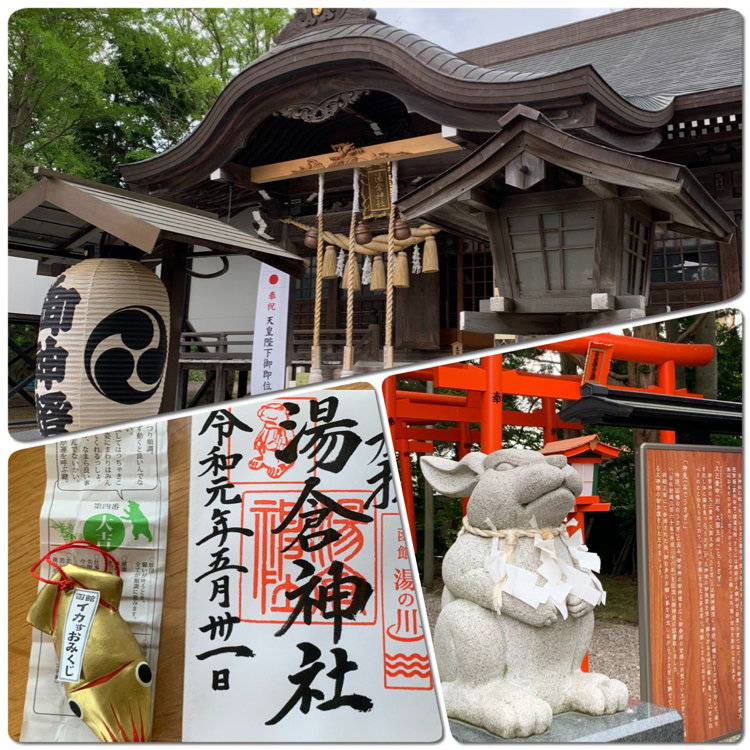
[[83, 513, 126, 551]]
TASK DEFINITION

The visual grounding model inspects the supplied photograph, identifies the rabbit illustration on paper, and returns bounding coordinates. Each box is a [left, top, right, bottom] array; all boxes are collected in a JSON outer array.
[[421, 448, 627, 738], [248, 403, 295, 478]]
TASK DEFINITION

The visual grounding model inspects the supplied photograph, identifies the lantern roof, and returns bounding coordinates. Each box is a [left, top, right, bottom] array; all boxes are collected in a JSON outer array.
[[397, 105, 735, 243], [8, 168, 307, 278], [540, 434, 620, 460]]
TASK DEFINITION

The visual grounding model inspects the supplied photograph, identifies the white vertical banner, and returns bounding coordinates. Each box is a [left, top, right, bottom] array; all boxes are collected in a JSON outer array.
[[250, 264, 290, 395]]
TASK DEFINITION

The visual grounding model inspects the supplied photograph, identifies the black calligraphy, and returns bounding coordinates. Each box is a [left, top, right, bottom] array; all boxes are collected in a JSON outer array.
[[265, 642, 373, 725], [195, 409, 254, 690]]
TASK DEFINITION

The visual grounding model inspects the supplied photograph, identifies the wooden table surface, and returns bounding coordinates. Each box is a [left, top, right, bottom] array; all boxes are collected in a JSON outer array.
[[8, 417, 191, 742]]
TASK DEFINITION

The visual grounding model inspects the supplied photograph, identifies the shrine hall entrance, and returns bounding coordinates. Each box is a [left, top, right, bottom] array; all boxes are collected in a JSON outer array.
[[292, 232, 496, 365]]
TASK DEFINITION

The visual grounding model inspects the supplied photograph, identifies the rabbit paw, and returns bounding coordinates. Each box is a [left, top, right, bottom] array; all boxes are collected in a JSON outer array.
[[565, 671, 628, 715], [566, 594, 594, 618], [444, 680, 553, 738]]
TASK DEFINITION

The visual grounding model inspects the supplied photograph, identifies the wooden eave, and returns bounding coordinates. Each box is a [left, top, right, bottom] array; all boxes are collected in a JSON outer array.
[[8, 168, 307, 278], [397, 107, 735, 243], [120, 22, 674, 199]]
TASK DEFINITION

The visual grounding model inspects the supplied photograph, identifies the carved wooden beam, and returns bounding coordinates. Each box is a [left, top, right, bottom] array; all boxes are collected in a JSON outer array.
[[249, 133, 463, 184]]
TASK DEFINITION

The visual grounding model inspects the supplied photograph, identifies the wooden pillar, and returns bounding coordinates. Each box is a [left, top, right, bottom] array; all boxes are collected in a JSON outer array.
[[159, 242, 188, 414], [384, 376, 397, 444], [280, 221, 296, 391], [480, 353, 503, 453], [423, 481, 435, 589], [542, 397, 557, 443], [657, 360, 677, 444]]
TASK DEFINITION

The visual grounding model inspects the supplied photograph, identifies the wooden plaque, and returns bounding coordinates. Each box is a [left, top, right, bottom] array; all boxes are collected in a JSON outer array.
[[360, 163, 391, 219], [637, 444, 742, 741]]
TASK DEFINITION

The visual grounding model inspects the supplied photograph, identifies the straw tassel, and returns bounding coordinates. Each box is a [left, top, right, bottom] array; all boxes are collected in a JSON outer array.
[[321, 245, 338, 279], [370, 254, 386, 291], [422, 234, 439, 273], [341, 254, 361, 291], [394, 250, 410, 288]]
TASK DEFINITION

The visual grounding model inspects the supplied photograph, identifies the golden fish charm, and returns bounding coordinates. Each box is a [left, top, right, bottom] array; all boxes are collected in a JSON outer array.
[[27, 546, 152, 742]]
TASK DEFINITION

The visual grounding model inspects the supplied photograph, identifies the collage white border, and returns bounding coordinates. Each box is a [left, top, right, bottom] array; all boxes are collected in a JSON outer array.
[[3, 1, 746, 747]]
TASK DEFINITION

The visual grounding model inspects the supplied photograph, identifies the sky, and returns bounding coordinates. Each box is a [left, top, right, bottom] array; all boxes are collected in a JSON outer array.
[[373, 8, 619, 53]]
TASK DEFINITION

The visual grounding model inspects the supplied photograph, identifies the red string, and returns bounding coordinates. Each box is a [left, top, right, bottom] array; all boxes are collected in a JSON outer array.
[[31, 540, 121, 589]]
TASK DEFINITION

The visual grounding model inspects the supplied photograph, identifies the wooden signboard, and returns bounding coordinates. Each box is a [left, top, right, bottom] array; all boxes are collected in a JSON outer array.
[[637, 444, 742, 742]]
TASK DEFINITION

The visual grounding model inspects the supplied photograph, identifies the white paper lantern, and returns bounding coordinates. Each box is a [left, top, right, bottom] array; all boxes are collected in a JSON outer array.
[[35, 258, 170, 436]]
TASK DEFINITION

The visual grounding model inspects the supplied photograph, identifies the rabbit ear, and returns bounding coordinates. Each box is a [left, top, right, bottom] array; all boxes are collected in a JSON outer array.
[[420, 452, 487, 497]]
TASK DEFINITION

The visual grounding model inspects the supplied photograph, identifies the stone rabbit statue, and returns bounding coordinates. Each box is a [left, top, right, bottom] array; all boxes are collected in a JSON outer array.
[[421, 448, 627, 738]]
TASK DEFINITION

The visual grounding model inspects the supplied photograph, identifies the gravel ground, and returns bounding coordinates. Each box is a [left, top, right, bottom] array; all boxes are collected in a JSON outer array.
[[422, 590, 640, 699]]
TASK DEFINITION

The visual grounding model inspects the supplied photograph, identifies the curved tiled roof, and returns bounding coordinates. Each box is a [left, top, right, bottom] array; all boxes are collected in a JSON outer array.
[[250, 18, 669, 109], [463, 9, 742, 99], [121, 9, 676, 192]]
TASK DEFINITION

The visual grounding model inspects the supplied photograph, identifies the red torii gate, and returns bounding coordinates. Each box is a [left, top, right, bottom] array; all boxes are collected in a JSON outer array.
[[383, 332, 714, 550]]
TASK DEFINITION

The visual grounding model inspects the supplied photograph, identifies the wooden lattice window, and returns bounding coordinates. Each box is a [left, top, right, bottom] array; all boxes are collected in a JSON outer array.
[[621, 213, 651, 294], [506, 207, 596, 292], [461, 238, 494, 312], [651, 230, 719, 284], [439, 235, 492, 329]]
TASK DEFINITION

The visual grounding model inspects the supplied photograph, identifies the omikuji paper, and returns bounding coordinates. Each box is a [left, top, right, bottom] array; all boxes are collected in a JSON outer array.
[[20, 424, 169, 742], [183, 391, 442, 741]]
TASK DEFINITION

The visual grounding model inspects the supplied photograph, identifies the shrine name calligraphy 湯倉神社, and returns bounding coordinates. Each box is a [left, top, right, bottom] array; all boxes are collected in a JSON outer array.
[[183, 390, 442, 741]]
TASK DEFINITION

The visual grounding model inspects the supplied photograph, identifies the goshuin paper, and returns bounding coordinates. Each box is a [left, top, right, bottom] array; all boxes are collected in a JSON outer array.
[[20, 424, 169, 742], [184, 390, 442, 741]]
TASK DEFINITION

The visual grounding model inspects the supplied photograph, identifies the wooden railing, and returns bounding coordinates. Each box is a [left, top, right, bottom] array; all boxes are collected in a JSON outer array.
[[177, 324, 381, 407]]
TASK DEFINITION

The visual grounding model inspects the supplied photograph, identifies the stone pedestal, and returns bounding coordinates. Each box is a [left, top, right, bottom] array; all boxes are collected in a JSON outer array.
[[449, 700, 683, 743]]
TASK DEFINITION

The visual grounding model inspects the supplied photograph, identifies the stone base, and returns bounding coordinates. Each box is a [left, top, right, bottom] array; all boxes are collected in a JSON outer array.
[[449, 700, 683, 743]]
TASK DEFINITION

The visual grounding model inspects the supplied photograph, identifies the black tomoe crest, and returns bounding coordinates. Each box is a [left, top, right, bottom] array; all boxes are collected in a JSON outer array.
[[84, 306, 167, 404]]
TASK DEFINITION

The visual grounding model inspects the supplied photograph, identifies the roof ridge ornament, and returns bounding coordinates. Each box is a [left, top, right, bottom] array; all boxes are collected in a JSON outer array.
[[274, 7, 380, 45]]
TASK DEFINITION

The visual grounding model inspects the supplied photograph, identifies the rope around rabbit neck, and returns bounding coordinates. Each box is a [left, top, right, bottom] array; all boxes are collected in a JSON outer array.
[[460, 516, 564, 564]]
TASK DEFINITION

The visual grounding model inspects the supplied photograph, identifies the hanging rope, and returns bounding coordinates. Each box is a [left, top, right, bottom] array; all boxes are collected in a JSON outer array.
[[312, 173, 324, 352], [385, 162, 398, 354], [345, 168, 360, 356]]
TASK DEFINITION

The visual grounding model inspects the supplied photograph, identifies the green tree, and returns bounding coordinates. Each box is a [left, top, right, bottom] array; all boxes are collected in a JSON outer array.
[[8, 8, 293, 196]]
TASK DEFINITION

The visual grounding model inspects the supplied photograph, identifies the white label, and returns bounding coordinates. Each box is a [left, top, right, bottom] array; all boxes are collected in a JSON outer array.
[[250, 264, 290, 395], [57, 589, 100, 684]]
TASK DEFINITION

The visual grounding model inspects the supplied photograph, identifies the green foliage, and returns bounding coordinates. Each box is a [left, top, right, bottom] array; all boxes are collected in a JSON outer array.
[[8, 8, 293, 195], [596, 575, 639, 624], [715, 309, 742, 402]]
